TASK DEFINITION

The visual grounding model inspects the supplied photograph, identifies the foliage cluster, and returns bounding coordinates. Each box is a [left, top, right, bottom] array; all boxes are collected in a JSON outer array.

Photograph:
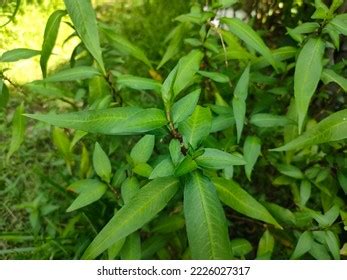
[[1, 0, 347, 260]]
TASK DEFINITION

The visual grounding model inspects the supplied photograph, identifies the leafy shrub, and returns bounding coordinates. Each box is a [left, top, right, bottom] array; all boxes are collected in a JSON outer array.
[[1, 0, 347, 260]]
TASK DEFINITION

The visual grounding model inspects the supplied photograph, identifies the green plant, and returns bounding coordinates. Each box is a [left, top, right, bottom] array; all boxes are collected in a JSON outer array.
[[1, 0, 347, 260]]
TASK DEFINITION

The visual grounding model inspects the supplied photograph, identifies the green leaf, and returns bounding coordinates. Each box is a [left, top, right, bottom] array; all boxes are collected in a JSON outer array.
[[169, 139, 183, 166], [196, 148, 246, 169], [157, 23, 188, 69], [324, 231, 340, 260], [250, 113, 293, 127], [44, 66, 101, 82], [294, 38, 325, 134], [7, 103, 26, 160], [102, 27, 152, 68], [232, 64, 250, 143], [243, 136, 261, 181], [108, 238, 126, 260], [130, 135, 155, 164], [212, 177, 281, 228], [178, 105, 212, 149], [291, 231, 313, 259], [152, 214, 185, 233], [149, 158, 174, 179], [121, 177, 140, 205], [276, 164, 304, 179], [24, 82, 70, 99], [66, 179, 107, 212], [329, 14, 347, 36], [174, 156, 198, 177], [256, 230, 275, 259], [52, 127, 73, 163], [221, 18, 279, 70], [117, 75, 161, 93], [64, 0, 105, 73], [0, 80, 9, 108], [184, 172, 231, 260], [40, 10, 67, 77], [161, 65, 178, 106], [251, 46, 297, 70], [300, 180, 312, 206], [321, 69, 347, 92], [173, 50, 204, 97], [171, 89, 200, 124], [211, 114, 235, 133], [120, 232, 141, 260], [230, 238, 252, 257], [0, 48, 41, 62], [271, 109, 347, 151], [82, 177, 179, 259], [93, 142, 112, 183], [25, 107, 167, 135], [198, 71, 230, 83]]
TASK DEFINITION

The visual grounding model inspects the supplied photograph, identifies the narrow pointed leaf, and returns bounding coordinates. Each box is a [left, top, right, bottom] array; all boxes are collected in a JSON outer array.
[[294, 38, 325, 134], [171, 89, 200, 124], [243, 136, 261, 181], [250, 113, 293, 127], [232, 64, 250, 143], [120, 232, 141, 260], [173, 50, 203, 97], [44, 66, 101, 82], [130, 135, 155, 164], [212, 177, 281, 228], [271, 109, 347, 151], [196, 148, 246, 169], [178, 105, 212, 149], [64, 0, 105, 73], [40, 10, 66, 77], [324, 231, 340, 260], [67, 179, 107, 212], [291, 231, 313, 259], [7, 103, 26, 160], [321, 68, 347, 92], [0, 80, 9, 108], [25, 107, 167, 135], [117, 75, 161, 92], [221, 18, 278, 70], [0, 48, 41, 62], [93, 142, 112, 183], [256, 230, 275, 259], [198, 71, 230, 83], [82, 177, 179, 259], [184, 172, 231, 260]]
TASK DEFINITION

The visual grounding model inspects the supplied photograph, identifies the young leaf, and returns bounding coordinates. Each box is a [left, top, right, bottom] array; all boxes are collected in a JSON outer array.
[[324, 231, 340, 260], [212, 177, 281, 228], [93, 142, 112, 183], [195, 148, 246, 169], [173, 50, 204, 97], [271, 109, 347, 151], [121, 177, 140, 205], [157, 23, 188, 69], [243, 136, 261, 181], [299, 180, 312, 206], [117, 75, 161, 93], [130, 135, 155, 164], [232, 64, 250, 143], [44, 66, 101, 82], [294, 38, 325, 134], [171, 89, 200, 124], [169, 139, 183, 166], [40, 10, 67, 77], [184, 172, 231, 260], [52, 127, 73, 163], [221, 18, 279, 70], [0, 48, 41, 62], [25, 107, 167, 135], [230, 238, 252, 257], [174, 156, 198, 177], [329, 14, 347, 36], [7, 103, 26, 160], [276, 164, 304, 179], [161, 65, 178, 106], [290, 231, 313, 259], [64, 0, 106, 73], [149, 158, 174, 179], [321, 69, 347, 92], [256, 230, 275, 259], [66, 179, 107, 212], [82, 177, 179, 259], [178, 105, 212, 149], [120, 232, 141, 260], [250, 113, 293, 127]]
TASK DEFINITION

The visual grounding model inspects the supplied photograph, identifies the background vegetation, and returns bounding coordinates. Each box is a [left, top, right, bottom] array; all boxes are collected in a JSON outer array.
[[0, 0, 346, 260]]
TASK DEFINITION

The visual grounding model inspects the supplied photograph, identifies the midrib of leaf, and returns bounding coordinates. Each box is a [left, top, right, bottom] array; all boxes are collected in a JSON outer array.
[[84, 179, 177, 258], [194, 174, 219, 259]]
